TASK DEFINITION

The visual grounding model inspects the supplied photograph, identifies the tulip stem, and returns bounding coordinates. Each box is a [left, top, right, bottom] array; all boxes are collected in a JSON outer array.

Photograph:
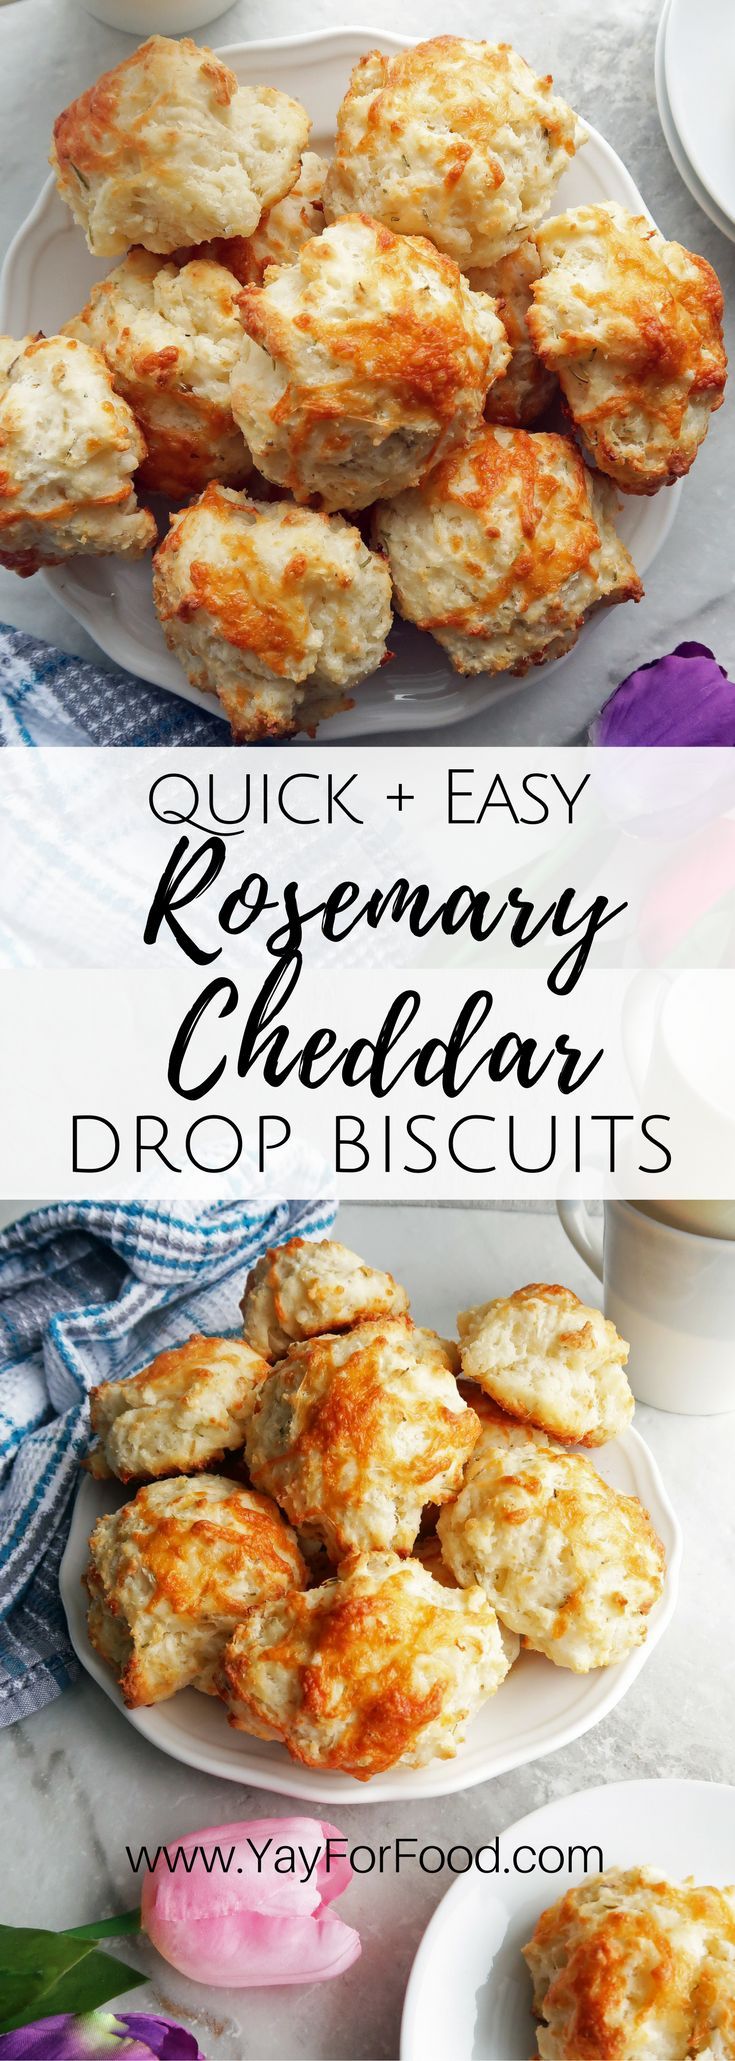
[[64, 1911, 142, 1940]]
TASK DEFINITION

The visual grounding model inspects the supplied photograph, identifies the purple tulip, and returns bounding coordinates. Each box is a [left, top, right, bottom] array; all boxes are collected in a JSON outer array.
[[590, 642, 735, 745], [0, 2013, 203, 2060]]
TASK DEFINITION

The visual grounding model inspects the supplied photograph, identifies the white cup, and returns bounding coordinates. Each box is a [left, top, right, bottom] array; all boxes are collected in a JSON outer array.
[[557, 1198, 735, 1415], [72, 0, 235, 30]]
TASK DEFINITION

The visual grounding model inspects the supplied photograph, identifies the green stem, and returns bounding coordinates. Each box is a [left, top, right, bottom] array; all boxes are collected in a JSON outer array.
[[64, 1911, 141, 1941]]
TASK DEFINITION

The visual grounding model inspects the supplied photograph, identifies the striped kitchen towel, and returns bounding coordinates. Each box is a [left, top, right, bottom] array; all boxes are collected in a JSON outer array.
[[0, 1196, 335, 1724], [0, 623, 227, 746]]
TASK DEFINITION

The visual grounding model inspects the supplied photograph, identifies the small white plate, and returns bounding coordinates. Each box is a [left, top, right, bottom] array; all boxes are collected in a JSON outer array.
[[0, 28, 681, 739], [656, 0, 735, 244], [400, 1777, 735, 2061], [666, 0, 735, 226], [60, 1429, 681, 1805]]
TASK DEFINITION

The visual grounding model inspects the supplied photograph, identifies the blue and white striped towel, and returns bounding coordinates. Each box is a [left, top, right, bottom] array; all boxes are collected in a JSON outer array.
[[0, 623, 227, 746], [0, 1196, 335, 1725]]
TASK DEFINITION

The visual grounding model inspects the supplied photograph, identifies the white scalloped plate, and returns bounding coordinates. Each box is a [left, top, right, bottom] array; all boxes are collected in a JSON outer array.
[[60, 1424, 681, 1804], [0, 28, 681, 738], [400, 1779, 735, 2060]]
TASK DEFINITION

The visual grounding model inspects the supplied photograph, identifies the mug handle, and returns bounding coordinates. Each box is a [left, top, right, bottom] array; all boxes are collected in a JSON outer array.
[[556, 1200, 603, 1282]]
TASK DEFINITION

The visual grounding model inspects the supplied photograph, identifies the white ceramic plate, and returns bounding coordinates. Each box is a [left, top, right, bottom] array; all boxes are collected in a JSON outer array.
[[400, 1777, 735, 2060], [0, 28, 681, 739], [656, 0, 735, 244], [60, 1428, 681, 1805], [666, 0, 735, 227]]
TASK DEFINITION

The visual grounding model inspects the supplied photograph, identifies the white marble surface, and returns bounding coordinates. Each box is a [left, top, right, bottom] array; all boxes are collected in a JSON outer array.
[[3, 1200, 734, 2060], [0, 0, 733, 743]]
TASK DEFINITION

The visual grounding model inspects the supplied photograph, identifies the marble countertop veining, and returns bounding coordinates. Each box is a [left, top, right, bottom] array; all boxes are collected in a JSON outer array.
[[0, 0, 733, 744], [3, 1200, 734, 2060]]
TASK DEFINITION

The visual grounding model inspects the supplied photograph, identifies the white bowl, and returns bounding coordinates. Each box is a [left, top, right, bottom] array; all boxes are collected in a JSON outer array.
[[401, 1778, 735, 2060], [60, 1426, 681, 1805], [0, 28, 681, 740]]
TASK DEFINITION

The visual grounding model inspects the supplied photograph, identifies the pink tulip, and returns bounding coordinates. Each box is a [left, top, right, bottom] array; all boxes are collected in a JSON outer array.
[[140, 1819, 361, 1988]]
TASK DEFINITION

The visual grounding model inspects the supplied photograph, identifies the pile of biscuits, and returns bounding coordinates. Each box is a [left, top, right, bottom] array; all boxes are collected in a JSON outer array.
[[83, 1235, 666, 1783], [0, 33, 726, 738]]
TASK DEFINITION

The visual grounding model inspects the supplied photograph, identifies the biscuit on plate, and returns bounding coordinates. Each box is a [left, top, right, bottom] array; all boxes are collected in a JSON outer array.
[[51, 35, 310, 256], [184, 152, 329, 287], [528, 201, 727, 493], [86, 1332, 269, 1483], [457, 1283, 633, 1445], [523, 1866, 735, 2060], [469, 241, 558, 427], [372, 424, 642, 676], [323, 38, 584, 270], [241, 1236, 409, 1359], [221, 1550, 518, 1777], [230, 213, 509, 510], [244, 1315, 480, 1558], [0, 335, 156, 578], [152, 483, 393, 741], [85, 1473, 306, 1706], [437, 1433, 665, 1671], [66, 251, 251, 499]]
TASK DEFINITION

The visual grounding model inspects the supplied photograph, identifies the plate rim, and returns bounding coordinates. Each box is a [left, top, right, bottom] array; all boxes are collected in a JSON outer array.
[[399, 1774, 735, 2061], [0, 25, 683, 739], [665, 0, 735, 225], [654, 0, 735, 244], [59, 1423, 682, 1806]]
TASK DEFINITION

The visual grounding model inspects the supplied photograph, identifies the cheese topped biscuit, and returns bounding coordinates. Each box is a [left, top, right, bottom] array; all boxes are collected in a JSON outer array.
[[323, 39, 584, 269], [152, 484, 393, 741], [244, 1315, 480, 1558], [529, 202, 727, 493], [85, 1474, 306, 1706], [222, 1550, 518, 1777], [373, 426, 642, 678], [230, 213, 509, 510], [524, 1866, 735, 2060], [87, 1332, 268, 1482], [51, 36, 310, 256], [0, 334, 155, 578], [457, 1283, 633, 1445], [438, 1434, 665, 1672], [241, 1237, 409, 1360], [67, 250, 251, 499]]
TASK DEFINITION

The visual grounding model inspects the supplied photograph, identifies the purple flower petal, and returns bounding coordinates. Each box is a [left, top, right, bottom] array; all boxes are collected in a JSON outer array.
[[114, 2017, 203, 2060], [590, 643, 735, 746], [0, 2015, 204, 2061]]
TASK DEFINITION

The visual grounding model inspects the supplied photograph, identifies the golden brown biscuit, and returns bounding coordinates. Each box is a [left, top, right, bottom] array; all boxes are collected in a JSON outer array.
[[221, 1550, 518, 1777], [183, 152, 329, 287], [152, 483, 393, 740], [66, 250, 251, 499], [437, 1434, 665, 1671], [241, 1236, 409, 1359], [528, 202, 727, 492], [85, 1473, 306, 1705], [230, 213, 509, 510], [0, 335, 155, 577], [86, 1333, 269, 1482], [323, 39, 584, 269], [373, 425, 642, 676], [51, 36, 310, 256], [244, 1315, 480, 1558], [469, 241, 558, 426], [457, 1283, 633, 1445], [523, 1867, 735, 2060]]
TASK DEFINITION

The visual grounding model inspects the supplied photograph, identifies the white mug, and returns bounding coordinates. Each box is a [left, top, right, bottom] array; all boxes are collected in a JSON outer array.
[[72, 0, 235, 30], [557, 1198, 735, 1415]]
